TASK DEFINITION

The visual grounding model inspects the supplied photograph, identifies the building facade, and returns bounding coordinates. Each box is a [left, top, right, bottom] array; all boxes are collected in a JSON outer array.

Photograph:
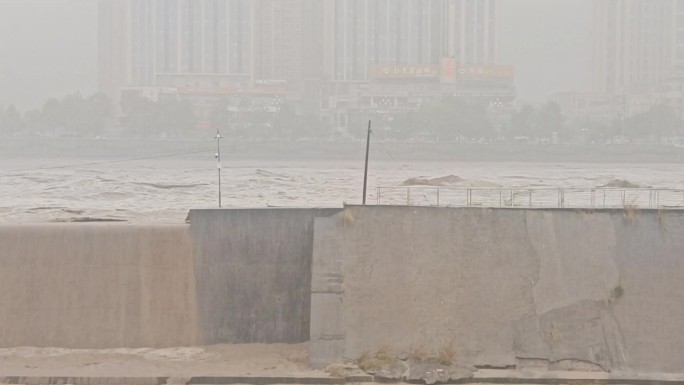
[[592, 0, 684, 94], [579, 0, 684, 125], [99, 0, 254, 115], [99, 0, 514, 130], [325, 0, 513, 128]]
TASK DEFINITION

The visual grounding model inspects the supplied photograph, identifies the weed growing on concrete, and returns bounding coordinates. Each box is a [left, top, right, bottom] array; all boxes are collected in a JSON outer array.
[[575, 209, 595, 218], [658, 210, 669, 234], [357, 350, 372, 368], [376, 343, 395, 361], [325, 363, 355, 378], [611, 284, 624, 302], [437, 342, 457, 366], [357, 344, 398, 372], [343, 210, 355, 224], [408, 345, 429, 363], [623, 199, 640, 222]]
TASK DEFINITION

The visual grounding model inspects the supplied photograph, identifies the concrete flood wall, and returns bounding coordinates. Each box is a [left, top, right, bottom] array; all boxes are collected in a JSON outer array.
[[0, 224, 199, 348], [310, 206, 684, 373], [0, 208, 340, 349], [188, 208, 341, 345], [3, 206, 684, 374]]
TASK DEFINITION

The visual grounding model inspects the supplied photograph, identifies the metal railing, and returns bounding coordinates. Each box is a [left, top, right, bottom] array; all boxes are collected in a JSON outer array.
[[374, 187, 684, 209]]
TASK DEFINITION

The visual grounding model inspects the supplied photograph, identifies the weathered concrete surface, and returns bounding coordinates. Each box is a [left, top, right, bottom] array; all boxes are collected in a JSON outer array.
[[0, 208, 340, 349], [611, 210, 684, 373], [311, 206, 684, 373], [188, 208, 340, 345], [312, 206, 538, 368], [0, 224, 198, 348], [309, 215, 346, 369]]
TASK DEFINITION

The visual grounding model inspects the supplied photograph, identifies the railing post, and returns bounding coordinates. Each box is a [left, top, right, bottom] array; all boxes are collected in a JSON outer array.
[[591, 189, 595, 208], [649, 190, 653, 207], [437, 188, 440, 207], [377, 187, 381, 205], [603, 189, 606, 207], [499, 189, 503, 207], [528, 190, 532, 207], [407, 188, 410, 205]]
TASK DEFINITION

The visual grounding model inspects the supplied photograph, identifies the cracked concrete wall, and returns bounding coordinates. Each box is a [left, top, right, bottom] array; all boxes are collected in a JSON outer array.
[[0, 224, 198, 348], [312, 206, 538, 368], [310, 206, 684, 373]]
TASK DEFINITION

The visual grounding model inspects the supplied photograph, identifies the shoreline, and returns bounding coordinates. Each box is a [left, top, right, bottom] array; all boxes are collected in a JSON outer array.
[[2, 137, 684, 164]]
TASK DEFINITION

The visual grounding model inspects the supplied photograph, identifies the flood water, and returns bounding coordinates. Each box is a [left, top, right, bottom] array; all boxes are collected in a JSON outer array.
[[2, 139, 683, 223]]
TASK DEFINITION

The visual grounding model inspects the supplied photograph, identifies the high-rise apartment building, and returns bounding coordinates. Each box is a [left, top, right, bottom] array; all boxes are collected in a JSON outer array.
[[98, 0, 130, 101], [446, 0, 498, 65], [99, 0, 251, 92], [673, 0, 684, 70], [330, 0, 498, 81], [99, 0, 513, 128], [325, 0, 512, 128], [592, 0, 684, 94], [252, 0, 327, 82]]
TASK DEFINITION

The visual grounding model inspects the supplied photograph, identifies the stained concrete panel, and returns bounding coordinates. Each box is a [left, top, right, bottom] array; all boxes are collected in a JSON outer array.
[[610, 210, 684, 372], [188, 208, 340, 345], [0, 224, 198, 348]]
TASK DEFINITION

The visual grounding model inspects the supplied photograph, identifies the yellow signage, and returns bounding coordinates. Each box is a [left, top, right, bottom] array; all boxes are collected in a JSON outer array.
[[372, 64, 441, 79], [441, 60, 515, 80]]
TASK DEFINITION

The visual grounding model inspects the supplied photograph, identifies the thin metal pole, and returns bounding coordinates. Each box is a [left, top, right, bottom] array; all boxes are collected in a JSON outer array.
[[603, 189, 606, 207], [528, 190, 532, 207], [216, 130, 222, 208], [362, 120, 372, 205]]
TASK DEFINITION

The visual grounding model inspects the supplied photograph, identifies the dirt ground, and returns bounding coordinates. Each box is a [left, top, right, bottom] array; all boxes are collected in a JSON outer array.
[[0, 343, 319, 377]]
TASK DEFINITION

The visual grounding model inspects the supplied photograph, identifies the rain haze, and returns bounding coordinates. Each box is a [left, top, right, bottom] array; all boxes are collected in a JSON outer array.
[[2, 0, 682, 223], [0, 0, 591, 109], [2, 0, 684, 381]]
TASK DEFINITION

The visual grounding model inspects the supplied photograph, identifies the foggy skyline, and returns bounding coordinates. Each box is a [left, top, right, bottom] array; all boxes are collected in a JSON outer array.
[[0, 0, 591, 111]]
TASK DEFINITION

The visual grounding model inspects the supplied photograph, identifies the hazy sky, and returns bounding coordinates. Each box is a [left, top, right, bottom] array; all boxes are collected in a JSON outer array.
[[0, 0, 591, 111]]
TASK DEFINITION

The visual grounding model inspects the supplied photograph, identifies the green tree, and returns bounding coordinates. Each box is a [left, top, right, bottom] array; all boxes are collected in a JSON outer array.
[[537, 101, 567, 139], [209, 98, 232, 135], [158, 99, 197, 137], [624, 104, 681, 140], [0, 105, 24, 135], [41, 98, 64, 133], [510, 104, 536, 138]]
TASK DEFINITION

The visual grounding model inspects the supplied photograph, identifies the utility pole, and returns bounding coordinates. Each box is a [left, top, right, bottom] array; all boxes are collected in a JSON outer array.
[[362, 120, 372, 205], [215, 130, 222, 208]]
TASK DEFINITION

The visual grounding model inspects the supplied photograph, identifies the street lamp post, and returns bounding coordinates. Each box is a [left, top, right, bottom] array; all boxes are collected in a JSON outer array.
[[215, 130, 222, 208]]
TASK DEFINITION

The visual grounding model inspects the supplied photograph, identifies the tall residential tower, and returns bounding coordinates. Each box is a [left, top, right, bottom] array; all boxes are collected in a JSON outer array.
[[99, 0, 252, 106], [592, 0, 684, 94]]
